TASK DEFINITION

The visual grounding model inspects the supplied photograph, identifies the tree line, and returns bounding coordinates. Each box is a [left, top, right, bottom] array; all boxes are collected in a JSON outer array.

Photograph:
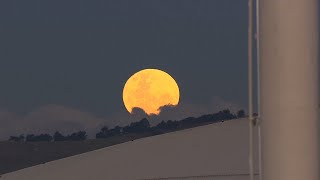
[[9, 131, 87, 142], [9, 109, 246, 142]]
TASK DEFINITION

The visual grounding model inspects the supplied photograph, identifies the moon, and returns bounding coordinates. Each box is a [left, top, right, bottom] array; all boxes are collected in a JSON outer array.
[[123, 69, 180, 115]]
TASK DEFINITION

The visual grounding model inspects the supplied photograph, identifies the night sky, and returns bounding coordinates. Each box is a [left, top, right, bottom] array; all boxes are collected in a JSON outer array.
[[0, 0, 251, 139]]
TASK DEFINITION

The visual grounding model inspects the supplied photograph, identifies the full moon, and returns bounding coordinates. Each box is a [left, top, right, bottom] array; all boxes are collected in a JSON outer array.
[[123, 69, 180, 115]]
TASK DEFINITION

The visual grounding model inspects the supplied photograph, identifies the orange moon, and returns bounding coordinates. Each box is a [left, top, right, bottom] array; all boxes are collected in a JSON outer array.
[[123, 69, 180, 115]]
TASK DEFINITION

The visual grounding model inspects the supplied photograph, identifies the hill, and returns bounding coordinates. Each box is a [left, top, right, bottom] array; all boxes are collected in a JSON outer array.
[[1, 110, 244, 175], [1, 118, 259, 180]]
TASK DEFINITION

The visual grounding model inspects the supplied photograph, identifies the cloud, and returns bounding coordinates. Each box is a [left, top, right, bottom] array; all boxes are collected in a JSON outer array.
[[0, 108, 22, 140], [126, 96, 244, 126], [0, 97, 243, 140], [0, 105, 107, 140], [209, 96, 244, 114]]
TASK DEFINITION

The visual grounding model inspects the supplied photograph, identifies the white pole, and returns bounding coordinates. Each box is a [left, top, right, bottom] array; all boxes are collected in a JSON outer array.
[[255, 0, 262, 180], [260, 1, 319, 180], [248, 0, 254, 180]]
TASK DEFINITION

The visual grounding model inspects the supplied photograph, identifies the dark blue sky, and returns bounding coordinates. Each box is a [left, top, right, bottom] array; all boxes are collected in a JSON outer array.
[[0, 0, 251, 138]]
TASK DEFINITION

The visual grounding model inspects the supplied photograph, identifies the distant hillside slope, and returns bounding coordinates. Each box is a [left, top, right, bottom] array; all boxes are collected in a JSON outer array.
[[0, 135, 148, 175], [1, 118, 259, 180], [1, 111, 244, 175]]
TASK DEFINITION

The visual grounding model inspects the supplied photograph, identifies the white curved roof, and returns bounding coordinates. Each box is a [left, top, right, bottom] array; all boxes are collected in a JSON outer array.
[[1, 119, 259, 180]]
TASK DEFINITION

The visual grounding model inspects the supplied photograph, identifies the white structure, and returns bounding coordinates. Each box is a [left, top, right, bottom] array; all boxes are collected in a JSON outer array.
[[259, 0, 319, 180], [1, 119, 259, 180]]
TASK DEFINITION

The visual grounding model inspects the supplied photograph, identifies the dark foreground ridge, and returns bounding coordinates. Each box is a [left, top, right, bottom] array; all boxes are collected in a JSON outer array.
[[1, 109, 246, 175]]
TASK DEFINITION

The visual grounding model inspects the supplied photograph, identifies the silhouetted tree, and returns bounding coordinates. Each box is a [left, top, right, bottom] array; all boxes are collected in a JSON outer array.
[[94, 109, 240, 139], [108, 126, 122, 136], [53, 131, 65, 141], [66, 131, 87, 141], [155, 120, 167, 129], [220, 109, 237, 120], [166, 120, 179, 129], [95, 132, 104, 139], [25, 134, 52, 142], [9, 135, 24, 142], [237, 110, 246, 118], [96, 126, 109, 139], [26, 134, 35, 142], [152, 120, 179, 134], [101, 126, 109, 133], [26, 134, 53, 142], [96, 126, 123, 139], [38, 134, 53, 142], [123, 118, 150, 134]]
